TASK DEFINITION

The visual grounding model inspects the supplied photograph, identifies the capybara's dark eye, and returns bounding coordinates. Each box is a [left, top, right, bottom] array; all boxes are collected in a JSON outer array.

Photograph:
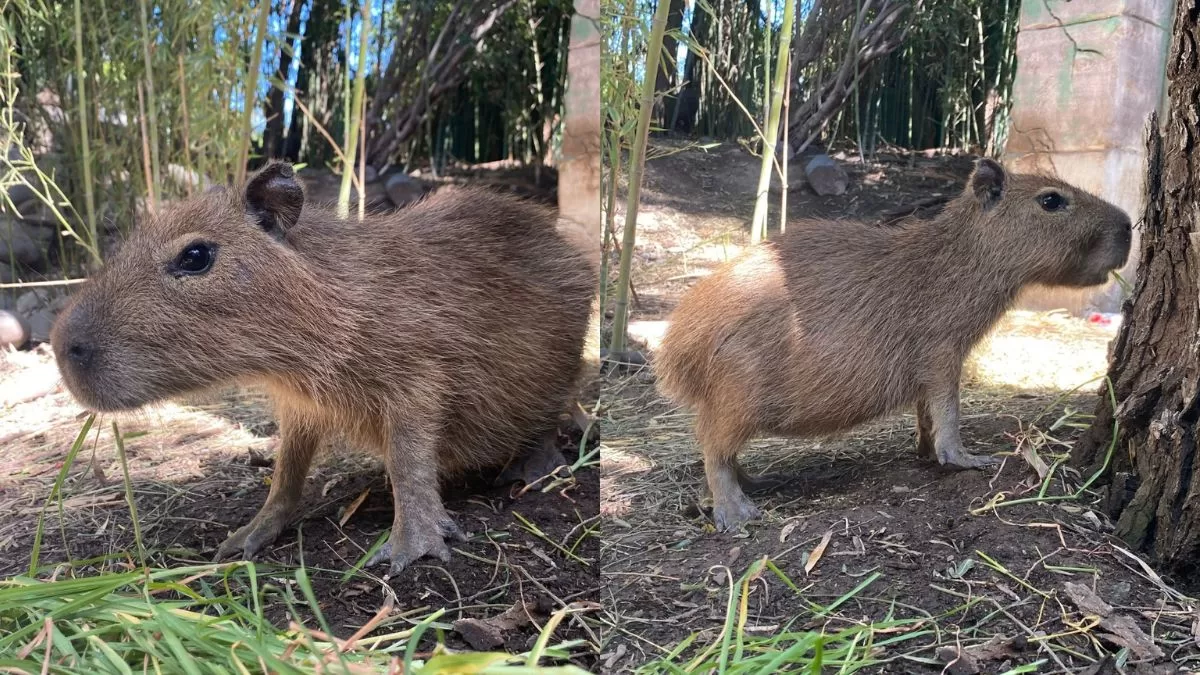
[[174, 242, 215, 276], [1038, 191, 1066, 211]]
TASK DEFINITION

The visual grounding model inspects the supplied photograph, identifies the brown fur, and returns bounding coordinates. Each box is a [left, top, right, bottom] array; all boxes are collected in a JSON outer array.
[[50, 162, 597, 572], [655, 158, 1132, 531]]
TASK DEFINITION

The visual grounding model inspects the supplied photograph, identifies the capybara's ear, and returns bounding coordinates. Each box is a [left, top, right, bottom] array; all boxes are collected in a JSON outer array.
[[969, 158, 1006, 210], [244, 161, 304, 241]]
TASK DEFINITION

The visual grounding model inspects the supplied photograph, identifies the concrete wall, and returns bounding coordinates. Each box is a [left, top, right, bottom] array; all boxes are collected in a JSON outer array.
[[1002, 0, 1175, 314]]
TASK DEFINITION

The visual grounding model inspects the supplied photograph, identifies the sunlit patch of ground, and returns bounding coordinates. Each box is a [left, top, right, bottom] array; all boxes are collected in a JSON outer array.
[[966, 310, 1118, 392], [0, 346, 274, 489]]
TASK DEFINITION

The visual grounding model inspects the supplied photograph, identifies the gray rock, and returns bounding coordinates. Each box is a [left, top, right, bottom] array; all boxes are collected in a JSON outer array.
[[385, 173, 427, 208], [0, 261, 14, 283], [15, 199, 58, 228], [25, 307, 54, 343], [6, 182, 34, 207], [16, 288, 51, 316], [0, 217, 52, 268], [0, 309, 27, 348], [804, 154, 849, 196], [363, 165, 379, 183]]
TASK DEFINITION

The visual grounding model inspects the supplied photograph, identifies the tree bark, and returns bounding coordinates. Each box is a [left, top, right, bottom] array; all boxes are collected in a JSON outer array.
[[1073, 0, 1200, 578], [653, 0, 685, 130], [560, 0, 601, 393]]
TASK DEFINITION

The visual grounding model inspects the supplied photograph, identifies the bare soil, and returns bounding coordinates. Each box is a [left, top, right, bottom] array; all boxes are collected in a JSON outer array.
[[599, 139, 1200, 673]]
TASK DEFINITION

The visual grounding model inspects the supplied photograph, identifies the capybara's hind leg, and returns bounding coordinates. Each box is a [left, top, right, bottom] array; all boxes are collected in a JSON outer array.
[[696, 413, 759, 531], [216, 415, 320, 561], [925, 380, 1000, 469], [495, 428, 568, 487], [915, 396, 936, 461], [734, 459, 789, 494]]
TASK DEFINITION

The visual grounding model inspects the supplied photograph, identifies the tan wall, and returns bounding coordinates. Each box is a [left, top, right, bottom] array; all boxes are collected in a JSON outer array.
[[1003, 0, 1174, 314]]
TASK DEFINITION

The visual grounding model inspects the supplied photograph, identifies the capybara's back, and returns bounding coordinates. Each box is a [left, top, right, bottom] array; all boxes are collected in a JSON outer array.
[[656, 159, 1132, 531], [287, 184, 596, 471]]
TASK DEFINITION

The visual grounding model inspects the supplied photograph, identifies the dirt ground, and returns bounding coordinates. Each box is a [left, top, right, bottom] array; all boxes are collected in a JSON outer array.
[[0, 165, 601, 669], [598, 139, 1200, 673]]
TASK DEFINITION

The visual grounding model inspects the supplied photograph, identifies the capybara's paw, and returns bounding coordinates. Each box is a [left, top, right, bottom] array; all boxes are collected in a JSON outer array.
[[367, 515, 467, 577], [936, 445, 1001, 470], [495, 443, 568, 487], [215, 512, 288, 562], [712, 492, 761, 532]]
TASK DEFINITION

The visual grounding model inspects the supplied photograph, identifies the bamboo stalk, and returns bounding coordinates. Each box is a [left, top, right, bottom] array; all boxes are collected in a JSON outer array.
[[749, 0, 795, 244], [780, 50, 792, 235], [608, 0, 672, 356], [71, 0, 98, 263], [358, 87, 367, 222], [136, 82, 156, 215], [237, 0, 272, 184], [177, 55, 194, 196], [137, 0, 161, 206], [338, 0, 371, 220]]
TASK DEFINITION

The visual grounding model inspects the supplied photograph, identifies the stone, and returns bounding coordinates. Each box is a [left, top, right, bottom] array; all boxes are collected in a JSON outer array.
[[804, 154, 848, 196], [16, 288, 51, 316], [363, 165, 379, 183], [0, 309, 26, 348], [15, 199, 58, 228], [5, 182, 34, 207], [0, 217, 52, 268], [24, 307, 55, 343], [0, 261, 14, 283], [385, 173, 427, 208]]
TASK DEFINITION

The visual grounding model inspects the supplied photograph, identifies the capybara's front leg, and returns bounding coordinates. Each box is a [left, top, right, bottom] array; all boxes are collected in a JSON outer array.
[[216, 415, 320, 561], [925, 378, 1000, 469], [367, 424, 467, 576]]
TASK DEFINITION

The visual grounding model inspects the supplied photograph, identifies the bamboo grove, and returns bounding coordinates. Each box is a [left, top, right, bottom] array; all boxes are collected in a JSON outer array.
[[602, 0, 1020, 354], [1, 0, 576, 270]]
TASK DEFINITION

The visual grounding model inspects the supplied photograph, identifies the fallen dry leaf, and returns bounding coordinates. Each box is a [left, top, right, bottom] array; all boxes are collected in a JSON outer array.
[[452, 600, 537, 651], [1063, 581, 1164, 660], [805, 530, 833, 575], [339, 487, 371, 527]]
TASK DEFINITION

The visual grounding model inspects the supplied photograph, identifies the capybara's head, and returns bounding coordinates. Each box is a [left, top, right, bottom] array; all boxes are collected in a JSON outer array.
[[961, 158, 1132, 287], [51, 161, 322, 412]]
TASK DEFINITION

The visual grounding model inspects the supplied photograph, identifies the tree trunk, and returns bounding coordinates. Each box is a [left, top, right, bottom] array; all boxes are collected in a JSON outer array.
[[263, 0, 305, 160], [1073, 0, 1200, 578], [560, 0, 602, 402], [653, 0, 685, 131]]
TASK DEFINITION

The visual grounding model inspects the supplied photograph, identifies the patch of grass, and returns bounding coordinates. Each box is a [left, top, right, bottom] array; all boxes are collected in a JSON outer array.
[[634, 557, 931, 673], [6, 413, 593, 673], [0, 563, 590, 673]]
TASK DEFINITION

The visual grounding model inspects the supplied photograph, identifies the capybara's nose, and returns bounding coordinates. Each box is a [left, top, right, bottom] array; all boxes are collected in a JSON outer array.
[[65, 340, 95, 370]]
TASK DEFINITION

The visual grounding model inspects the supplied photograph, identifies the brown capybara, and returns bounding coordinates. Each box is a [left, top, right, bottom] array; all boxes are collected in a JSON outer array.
[[50, 161, 597, 575], [655, 158, 1132, 531]]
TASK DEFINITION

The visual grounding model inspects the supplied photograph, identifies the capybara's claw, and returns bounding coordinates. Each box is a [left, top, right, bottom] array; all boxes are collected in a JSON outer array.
[[712, 492, 761, 531], [215, 513, 288, 562], [368, 516, 463, 577], [937, 445, 1001, 470]]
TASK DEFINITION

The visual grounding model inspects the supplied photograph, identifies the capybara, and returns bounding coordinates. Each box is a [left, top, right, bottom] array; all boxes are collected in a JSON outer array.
[[655, 158, 1132, 531], [50, 162, 597, 575]]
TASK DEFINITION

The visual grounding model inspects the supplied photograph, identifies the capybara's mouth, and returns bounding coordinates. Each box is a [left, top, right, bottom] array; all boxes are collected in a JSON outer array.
[[56, 372, 157, 413]]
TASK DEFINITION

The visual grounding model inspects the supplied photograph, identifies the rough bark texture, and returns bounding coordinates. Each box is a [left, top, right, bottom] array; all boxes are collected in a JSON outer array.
[[1074, 1, 1200, 580]]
